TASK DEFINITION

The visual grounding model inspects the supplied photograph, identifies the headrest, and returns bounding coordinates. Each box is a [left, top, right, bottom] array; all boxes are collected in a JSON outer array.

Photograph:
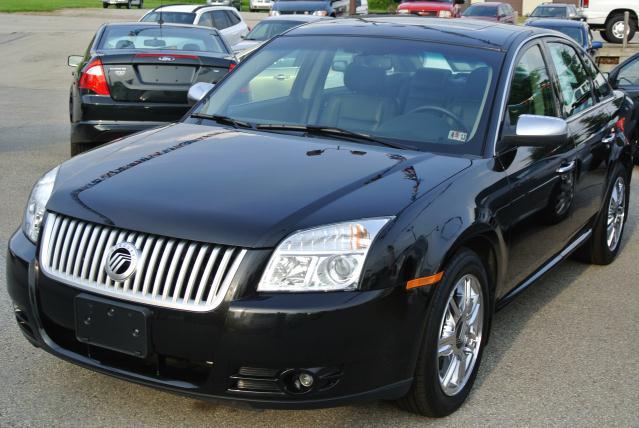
[[344, 64, 387, 94], [116, 39, 134, 49], [409, 68, 452, 91], [182, 43, 200, 51]]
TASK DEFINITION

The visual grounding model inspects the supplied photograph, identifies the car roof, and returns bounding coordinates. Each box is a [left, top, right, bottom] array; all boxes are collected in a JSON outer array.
[[151, 4, 236, 12], [526, 18, 585, 28], [470, 2, 505, 6], [285, 17, 555, 52], [537, 2, 570, 7]]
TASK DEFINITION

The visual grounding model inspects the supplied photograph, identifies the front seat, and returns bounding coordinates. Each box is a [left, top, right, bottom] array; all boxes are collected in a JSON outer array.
[[319, 64, 397, 133], [401, 68, 452, 113], [182, 43, 200, 51]]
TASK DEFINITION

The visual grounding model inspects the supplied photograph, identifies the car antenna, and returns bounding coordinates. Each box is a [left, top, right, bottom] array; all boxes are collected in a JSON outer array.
[[159, 0, 164, 24]]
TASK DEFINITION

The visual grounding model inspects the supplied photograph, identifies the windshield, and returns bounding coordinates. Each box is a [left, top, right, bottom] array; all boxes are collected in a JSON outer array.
[[98, 26, 228, 53], [192, 36, 501, 155], [531, 6, 565, 17], [140, 12, 196, 24], [246, 20, 305, 41], [463, 5, 497, 16], [553, 26, 584, 44]]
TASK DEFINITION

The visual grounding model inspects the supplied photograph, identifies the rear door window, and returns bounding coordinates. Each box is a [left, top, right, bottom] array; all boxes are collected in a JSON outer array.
[[198, 12, 214, 28], [547, 42, 595, 117], [226, 11, 241, 25], [212, 11, 231, 29]]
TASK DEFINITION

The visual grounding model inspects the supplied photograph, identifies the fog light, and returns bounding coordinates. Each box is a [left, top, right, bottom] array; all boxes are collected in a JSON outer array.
[[298, 372, 314, 388]]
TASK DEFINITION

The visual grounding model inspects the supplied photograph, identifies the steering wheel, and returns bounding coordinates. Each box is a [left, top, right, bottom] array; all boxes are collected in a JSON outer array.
[[407, 106, 469, 135]]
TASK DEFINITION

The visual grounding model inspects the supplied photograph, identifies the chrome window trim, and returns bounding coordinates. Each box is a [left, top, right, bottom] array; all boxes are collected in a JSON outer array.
[[491, 33, 598, 156]]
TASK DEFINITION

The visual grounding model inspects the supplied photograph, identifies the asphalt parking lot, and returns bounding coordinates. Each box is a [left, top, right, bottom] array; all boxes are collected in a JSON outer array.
[[1, 9, 639, 427]]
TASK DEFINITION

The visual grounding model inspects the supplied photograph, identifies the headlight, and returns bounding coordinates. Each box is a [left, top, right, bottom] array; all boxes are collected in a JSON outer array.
[[269, 10, 280, 15], [397, 8, 410, 14], [312, 10, 328, 16], [438, 10, 452, 17], [22, 166, 59, 243], [258, 218, 392, 292]]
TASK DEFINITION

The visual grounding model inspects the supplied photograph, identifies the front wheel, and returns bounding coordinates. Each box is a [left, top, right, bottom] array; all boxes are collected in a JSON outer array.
[[579, 164, 629, 264], [605, 13, 637, 44], [397, 249, 491, 417], [103, 2, 109, 7]]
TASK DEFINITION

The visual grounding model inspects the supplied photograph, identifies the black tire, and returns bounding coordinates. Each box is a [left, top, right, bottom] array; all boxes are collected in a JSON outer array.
[[578, 164, 630, 265], [600, 30, 611, 42], [116, 4, 122, 8], [397, 249, 491, 417], [605, 13, 637, 44], [70, 143, 94, 157], [137, 0, 143, 8], [103, 2, 109, 7], [126, 0, 131, 8]]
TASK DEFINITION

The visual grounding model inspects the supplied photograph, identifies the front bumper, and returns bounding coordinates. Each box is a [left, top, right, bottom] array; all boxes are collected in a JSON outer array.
[[6, 230, 421, 408]]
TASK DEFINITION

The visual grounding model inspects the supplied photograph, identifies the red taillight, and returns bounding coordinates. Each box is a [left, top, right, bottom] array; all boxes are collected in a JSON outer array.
[[582, 0, 589, 8], [79, 58, 110, 96], [229, 62, 237, 72], [616, 117, 626, 133]]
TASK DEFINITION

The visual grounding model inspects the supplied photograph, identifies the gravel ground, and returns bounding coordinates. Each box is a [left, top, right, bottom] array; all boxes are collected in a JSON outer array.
[[0, 9, 638, 427]]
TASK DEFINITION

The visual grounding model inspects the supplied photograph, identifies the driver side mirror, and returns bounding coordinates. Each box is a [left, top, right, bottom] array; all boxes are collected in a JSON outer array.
[[591, 41, 603, 50], [500, 115, 569, 149], [188, 82, 215, 105], [68, 55, 83, 67]]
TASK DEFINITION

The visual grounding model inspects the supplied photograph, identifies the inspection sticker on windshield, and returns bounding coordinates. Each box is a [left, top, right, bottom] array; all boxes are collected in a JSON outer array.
[[448, 130, 467, 143]]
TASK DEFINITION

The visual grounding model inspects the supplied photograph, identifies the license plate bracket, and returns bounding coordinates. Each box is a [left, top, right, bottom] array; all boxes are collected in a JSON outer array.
[[75, 294, 151, 358]]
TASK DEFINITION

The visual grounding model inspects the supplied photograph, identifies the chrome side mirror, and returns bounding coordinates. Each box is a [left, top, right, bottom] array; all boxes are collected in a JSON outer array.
[[68, 55, 83, 67], [187, 82, 215, 105], [501, 115, 569, 148]]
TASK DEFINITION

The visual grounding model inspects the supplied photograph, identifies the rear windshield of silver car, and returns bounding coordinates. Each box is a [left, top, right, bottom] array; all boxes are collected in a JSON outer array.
[[140, 12, 196, 24], [98, 26, 228, 53], [194, 35, 503, 155]]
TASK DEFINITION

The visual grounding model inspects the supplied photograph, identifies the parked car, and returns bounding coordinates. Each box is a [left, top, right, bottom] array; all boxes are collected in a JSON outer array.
[[608, 52, 639, 162], [269, 0, 348, 16], [525, 18, 603, 56], [9, 17, 633, 418], [527, 2, 584, 21], [140, 5, 249, 46], [461, 2, 515, 24], [67, 23, 236, 156], [102, 0, 143, 8], [206, 0, 243, 10], [397, 0, 464, 17], [233, 15, 329, 53], [580, 0, 639, 44], [250, 0, 273, 11]]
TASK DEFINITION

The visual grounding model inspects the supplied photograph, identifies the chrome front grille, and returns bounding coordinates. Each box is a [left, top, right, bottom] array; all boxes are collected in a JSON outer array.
[[40, 212, 247, 312]]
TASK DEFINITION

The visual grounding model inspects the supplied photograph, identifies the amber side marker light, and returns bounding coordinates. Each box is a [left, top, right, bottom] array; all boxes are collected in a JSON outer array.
[[406, 272, 444, 290]]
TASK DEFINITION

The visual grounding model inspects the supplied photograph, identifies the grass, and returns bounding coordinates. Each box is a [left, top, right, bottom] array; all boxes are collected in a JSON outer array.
[[0, 0, 204, 13]]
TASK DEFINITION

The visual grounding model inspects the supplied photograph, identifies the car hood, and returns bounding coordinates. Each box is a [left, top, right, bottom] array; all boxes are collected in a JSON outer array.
[[233, 39, 262, 53], [398, 1, 453, 11], [272, 1, 328, 12], [48, 123, 471, 248]]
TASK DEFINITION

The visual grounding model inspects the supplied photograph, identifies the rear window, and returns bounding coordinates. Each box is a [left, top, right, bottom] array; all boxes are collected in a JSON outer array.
[[245, 20, 305, 41], [141, 12, 196, 24], [463, 5, 497, 17], [98, 26, 228, 54], [531, 6, 566, 17]]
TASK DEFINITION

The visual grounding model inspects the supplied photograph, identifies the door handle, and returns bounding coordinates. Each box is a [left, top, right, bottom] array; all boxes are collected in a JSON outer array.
[[556, 160, 576, 174]]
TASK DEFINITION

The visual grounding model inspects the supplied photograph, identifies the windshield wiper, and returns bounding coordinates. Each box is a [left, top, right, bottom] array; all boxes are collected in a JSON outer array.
[[190, 113, 253, 129], [256, 124, 410, 150]]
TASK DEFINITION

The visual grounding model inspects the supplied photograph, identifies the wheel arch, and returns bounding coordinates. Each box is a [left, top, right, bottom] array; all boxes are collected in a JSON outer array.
[[607, 9, 638, 24]]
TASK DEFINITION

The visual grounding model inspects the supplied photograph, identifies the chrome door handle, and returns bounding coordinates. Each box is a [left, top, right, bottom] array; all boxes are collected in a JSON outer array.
[[556, 160, 576, 174]]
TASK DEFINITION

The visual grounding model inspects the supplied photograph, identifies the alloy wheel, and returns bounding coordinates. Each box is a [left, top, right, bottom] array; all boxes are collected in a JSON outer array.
[[607, 176, 626, 251], [437, 274, 483, 396], [612, 21, 627, 40]]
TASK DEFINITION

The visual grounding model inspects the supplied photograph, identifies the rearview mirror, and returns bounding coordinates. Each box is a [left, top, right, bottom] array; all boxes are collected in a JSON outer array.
[[501, 115, 569, 149], [188, 82, 215, 105], [331, 60, 347, 72], [68, 55, 83, 67], [591, 41, 603, 50]]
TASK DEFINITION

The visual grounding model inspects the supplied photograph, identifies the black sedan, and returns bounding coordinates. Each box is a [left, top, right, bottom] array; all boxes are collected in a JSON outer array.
[[8, 18, 633, 416], [68, 23, 236, 156]]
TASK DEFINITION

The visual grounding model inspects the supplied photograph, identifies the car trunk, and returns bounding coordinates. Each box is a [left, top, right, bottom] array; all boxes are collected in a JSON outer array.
[[99, 52, 233, 103]]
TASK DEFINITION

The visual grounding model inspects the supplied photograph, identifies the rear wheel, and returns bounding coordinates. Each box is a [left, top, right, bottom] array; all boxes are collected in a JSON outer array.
[[397, 249, 491, 417], [103, 2, 109, 7], [137, 0, 143, 7], [579, 164, 629, 264], [126, 0, 131, 8], [605, 13, 637, 44]]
